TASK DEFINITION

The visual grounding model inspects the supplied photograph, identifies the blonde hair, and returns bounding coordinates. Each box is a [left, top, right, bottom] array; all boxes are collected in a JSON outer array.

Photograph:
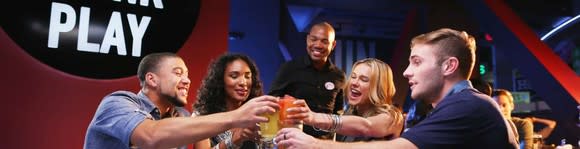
[[492, 89, 514, 105], [345, 58, 402, 125], [410, 28, 476, 79]]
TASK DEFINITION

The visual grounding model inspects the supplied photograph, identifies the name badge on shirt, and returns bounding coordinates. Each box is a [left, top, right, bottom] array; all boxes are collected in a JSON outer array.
[[324, 82, 335, 90]]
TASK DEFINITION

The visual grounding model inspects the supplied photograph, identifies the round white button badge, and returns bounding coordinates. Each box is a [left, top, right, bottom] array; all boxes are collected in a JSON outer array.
[[324, 82, 335, 90]]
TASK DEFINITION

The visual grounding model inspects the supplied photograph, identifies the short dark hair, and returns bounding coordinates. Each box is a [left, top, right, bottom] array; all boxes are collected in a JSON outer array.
[[137, 52, 180, 86], [310, 21, 336, 34]]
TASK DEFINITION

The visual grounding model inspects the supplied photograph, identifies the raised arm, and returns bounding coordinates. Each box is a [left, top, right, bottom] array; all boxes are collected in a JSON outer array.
[[275, 128, 417, 149], [130, 95, 279, 148], [309, 112, 401, 137], [530, 117, 557, 138], [290, 100, 403, 138]]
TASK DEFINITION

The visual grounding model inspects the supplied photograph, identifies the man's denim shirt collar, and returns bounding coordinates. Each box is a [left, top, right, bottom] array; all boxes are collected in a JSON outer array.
[[137, 91, 162, 120], [443, 80, 473, 98]]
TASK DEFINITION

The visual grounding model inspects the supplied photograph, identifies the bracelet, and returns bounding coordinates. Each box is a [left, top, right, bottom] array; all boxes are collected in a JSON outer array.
[[225, 132, 239, 149], [330, 114, 339, 132], [335, 114, 342, 131], [313, 113, 332, 132], [330, 114, 337, 132], [313, 114, 342, 133]]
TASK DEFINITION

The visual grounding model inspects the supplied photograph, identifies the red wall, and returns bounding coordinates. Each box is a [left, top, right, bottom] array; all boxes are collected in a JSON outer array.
[[0, 0, 228, 148]]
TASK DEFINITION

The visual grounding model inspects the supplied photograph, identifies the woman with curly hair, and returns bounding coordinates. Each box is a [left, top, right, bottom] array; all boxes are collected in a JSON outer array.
[[287, 58, 404, 141], [193, 53, 263, 149]]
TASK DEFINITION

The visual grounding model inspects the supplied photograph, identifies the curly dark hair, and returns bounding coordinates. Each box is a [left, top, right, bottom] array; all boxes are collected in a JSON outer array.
[[193, 53, 263, 115]]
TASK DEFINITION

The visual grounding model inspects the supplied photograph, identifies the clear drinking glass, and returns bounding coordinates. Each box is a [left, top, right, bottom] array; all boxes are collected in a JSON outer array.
[[258, 95, 304, 149], [258, 110, 279, 149], [279, 95, 303, 129], [278, 95, 304, 149]]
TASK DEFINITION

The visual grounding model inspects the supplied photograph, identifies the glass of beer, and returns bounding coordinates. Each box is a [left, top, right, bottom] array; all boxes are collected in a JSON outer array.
[[259, 109, 279, 149], [259, 95, 303, 149]]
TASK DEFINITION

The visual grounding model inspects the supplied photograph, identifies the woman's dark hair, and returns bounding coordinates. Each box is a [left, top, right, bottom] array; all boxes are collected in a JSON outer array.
[[193, 53, 263, 115]]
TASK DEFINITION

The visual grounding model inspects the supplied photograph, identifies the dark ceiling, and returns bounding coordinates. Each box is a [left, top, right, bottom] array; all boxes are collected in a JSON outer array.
[[286, 0, 580, 39], [504, 0, 578, 34], [286, 0, 413, 39]]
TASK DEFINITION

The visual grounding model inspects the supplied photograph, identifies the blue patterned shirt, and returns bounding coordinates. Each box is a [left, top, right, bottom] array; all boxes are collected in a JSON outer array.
[[84, 91, 189, 149]]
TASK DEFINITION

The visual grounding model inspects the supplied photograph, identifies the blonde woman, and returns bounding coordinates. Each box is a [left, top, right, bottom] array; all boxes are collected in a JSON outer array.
[[288, 58, 404, 141]]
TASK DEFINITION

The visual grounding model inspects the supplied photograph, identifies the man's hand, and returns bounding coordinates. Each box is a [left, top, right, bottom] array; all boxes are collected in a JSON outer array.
[[275, 128, 319, 149], [232, 95, 280, 128]]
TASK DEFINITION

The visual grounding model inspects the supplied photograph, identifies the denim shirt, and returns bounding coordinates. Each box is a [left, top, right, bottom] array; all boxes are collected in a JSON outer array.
[[84, 91, 189, 149], [442, 80, 473, 99]]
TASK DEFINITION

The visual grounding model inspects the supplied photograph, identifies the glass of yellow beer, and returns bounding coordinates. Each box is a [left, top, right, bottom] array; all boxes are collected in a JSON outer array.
[[259, 95, 304, 149], [259, 110, 279, 149]]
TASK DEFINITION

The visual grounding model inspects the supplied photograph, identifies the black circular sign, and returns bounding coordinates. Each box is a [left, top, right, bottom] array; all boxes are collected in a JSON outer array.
[[0, 0, 200, 79]]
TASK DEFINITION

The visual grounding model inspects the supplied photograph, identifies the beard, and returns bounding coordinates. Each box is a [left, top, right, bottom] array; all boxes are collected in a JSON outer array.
[[161, 93, 186, 107]]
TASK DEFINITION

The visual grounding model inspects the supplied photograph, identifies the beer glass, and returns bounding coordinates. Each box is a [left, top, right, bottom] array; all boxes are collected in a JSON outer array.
[[259, 110, 279, 149], [258, 95, 303, 149]]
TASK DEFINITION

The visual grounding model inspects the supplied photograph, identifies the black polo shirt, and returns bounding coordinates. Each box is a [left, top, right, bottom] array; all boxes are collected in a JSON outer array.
[[269, 56, 345, 139]]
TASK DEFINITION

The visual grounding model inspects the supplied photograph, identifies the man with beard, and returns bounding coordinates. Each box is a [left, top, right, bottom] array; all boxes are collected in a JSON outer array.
[[274, 28, 519, 149], [84, 52, 280, 149], [269, 22, 345, 139]]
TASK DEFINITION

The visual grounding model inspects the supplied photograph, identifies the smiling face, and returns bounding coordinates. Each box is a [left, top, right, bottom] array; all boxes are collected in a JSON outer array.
[[155, 57, 191, 107], [224, 59, 252, 102], [306, 25, 336, 65], [347, 64, 372, 106], [403, 44, 445, 103]]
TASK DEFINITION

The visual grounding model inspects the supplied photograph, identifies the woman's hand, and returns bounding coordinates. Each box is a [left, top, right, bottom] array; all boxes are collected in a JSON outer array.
[[285, 99, 315, 124]]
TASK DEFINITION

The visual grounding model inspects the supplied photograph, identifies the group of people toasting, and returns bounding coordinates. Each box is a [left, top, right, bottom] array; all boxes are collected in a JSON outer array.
[[84, 21, 519, 149]]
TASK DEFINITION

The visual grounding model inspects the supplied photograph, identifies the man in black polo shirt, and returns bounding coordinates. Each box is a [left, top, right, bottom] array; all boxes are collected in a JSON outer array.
[[269, 22, 345, 140]]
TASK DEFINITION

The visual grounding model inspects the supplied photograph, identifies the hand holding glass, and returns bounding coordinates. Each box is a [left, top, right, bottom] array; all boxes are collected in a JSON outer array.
[[258, 95, 303, 149]]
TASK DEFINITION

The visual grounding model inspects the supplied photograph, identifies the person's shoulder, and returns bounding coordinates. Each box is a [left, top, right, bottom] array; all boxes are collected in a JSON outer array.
[[93, 91, 143, 114], [448, 89, 492, 103], [278, 57, 305, 70], [106, 90, 137, 99], [512, 117, 533, 125], [328, 64, 345, 75], [101, 90, 140, 104], [511, 117, 524, 121], [107, 90, 137, 97], [439, 89, 495, 111]]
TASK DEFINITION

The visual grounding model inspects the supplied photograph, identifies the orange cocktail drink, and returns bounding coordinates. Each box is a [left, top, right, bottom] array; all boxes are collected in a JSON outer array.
[[279, 95, 303, 129]]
